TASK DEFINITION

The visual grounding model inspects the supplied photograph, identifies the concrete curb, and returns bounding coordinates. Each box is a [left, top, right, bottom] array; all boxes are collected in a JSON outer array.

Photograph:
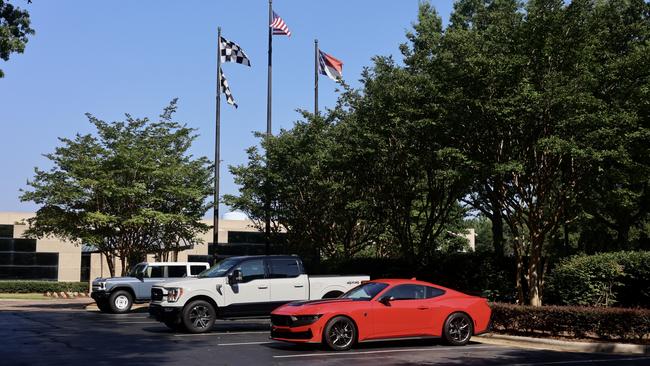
[[476, 333, 650, 355], [85, 302, 149, 312]]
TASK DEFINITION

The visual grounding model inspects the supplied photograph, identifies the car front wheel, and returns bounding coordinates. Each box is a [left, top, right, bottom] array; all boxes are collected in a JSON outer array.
[[323, 316, 356, 351], [442, 312, 473, 346], [182, 300, 215, 334], [108, 290, 133, 314]]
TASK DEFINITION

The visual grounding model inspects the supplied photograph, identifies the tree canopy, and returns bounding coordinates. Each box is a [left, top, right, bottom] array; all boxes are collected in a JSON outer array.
[[0, 0, 33, 78], [21, 100, 213, 276]]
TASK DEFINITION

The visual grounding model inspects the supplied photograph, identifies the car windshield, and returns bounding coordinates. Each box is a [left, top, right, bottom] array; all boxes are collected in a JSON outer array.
[[341, 282, 388, 300], [197, 258, 240, 278], [128, 263, 146, 277]]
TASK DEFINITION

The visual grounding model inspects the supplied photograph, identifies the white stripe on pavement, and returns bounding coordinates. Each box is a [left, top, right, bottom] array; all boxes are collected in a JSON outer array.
[[273, 345, 501, 358], [173, 331, 269, 337]]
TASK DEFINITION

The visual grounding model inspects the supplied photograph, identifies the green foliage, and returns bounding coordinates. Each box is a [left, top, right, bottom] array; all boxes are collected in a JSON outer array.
[[491, 303, 650, 342], [0, 281, 88, 294], [547, 251, 650, 307], [0, 0, 34, 78], [21, 100, 213, 275]]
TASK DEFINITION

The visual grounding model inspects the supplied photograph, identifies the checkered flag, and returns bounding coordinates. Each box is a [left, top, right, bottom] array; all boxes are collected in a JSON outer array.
[[219, 68, 237, 108], [220, 36, 251, 67]]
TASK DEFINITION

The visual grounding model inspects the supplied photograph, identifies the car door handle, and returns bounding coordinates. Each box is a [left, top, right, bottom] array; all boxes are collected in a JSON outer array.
[[417, 307, 429, 310], [258, 286, 268, 289], [294, 285, 304, 288]]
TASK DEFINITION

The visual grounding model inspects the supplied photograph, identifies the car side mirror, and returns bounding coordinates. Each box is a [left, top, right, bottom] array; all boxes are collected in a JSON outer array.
[[378, 296, 393, 306], [230, 269, 243, 284]]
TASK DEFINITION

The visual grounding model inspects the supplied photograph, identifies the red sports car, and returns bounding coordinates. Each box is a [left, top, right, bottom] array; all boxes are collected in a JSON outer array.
[[270, 278, 491, 351]]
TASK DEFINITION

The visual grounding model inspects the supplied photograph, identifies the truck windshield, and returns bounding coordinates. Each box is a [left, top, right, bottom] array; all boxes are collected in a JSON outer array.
[[128, 263, 146, 277], [197, 258, 240, 278], [341, 282, 388, 300]]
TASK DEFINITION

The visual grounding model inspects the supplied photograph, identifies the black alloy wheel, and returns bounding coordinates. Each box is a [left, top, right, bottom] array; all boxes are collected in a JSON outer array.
[[182, 300, 216, 334], [443, 312, 473, 346], [323, 316, 356, 351]]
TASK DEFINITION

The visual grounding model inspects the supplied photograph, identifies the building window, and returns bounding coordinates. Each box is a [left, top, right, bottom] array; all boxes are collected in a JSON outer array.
[[80, 253, 91, 282], [0, 225, 13, 238], [228, 231, 266, 244], [0, 238, 59, 280]]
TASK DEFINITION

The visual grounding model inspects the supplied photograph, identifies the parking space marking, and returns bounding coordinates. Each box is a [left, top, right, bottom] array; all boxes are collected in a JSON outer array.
[[218, 341, 275, 346], [173, 331, 270, 337], [273, 345, 501, 358], [511, 357, 650, 366]]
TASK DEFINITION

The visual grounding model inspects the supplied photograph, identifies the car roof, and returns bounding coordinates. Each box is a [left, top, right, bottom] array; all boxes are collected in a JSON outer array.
[[369, 278, 460, 293], [224, 255, 300, 261], [142, 262, 209, 266]]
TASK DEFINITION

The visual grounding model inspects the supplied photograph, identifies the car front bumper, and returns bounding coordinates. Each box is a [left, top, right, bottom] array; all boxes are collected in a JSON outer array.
[[149, 303, 182, 323], [90, 290, 110, 301]]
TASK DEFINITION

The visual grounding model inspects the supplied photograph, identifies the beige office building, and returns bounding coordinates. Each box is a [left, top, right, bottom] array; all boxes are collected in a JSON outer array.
[[0, 211, 261, 283]]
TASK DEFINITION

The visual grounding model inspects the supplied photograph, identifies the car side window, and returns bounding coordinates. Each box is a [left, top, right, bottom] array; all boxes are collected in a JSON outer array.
[[234, 259, 265, 282], [146, 265, 164, 278], [166, 265, 187, 278], [425, 286, 446, 298], [383, 284, 426, 300], [190, 265, 206, 276], [268, 258, 301, 278]]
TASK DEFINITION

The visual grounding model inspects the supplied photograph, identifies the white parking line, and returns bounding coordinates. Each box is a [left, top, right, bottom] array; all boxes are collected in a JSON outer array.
[[272, 345, 501, 358], [173, 331, 270, 337], [218, 341, 275, 346], [511, 357, 650, 366]]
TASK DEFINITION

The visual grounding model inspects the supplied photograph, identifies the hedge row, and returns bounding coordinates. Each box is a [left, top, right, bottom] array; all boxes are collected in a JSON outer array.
[[546, 251, 650, 307], [0, 281, 89, 294], [491, 303, 650, 343]]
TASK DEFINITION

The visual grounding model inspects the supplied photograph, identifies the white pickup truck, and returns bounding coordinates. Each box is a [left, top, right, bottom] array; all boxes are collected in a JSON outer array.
[[149, 255, 369, 333]]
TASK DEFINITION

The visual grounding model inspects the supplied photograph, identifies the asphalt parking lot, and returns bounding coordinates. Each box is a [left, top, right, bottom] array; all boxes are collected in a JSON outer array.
[[1, 300, 649, 366]]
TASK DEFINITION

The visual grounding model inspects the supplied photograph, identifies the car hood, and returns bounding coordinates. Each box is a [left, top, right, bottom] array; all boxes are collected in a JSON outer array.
[[160, 277, 226, 288], [273, 298, 360, 315], [93, 276, 138, 284]]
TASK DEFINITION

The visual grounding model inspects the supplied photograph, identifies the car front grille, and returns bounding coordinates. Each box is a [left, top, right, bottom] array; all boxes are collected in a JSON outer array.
[[151, 288, 164, 302], [271, 314, 292, 327]]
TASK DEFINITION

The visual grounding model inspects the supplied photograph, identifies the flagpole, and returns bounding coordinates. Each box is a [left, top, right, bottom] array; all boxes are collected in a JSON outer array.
[[314, 39, 319, 116], [213, 27, 222, 251], [264, 0, 273, 255]]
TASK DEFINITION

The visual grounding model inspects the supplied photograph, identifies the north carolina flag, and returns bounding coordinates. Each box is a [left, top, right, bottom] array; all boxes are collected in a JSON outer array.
[[318, 50, 343, 81]]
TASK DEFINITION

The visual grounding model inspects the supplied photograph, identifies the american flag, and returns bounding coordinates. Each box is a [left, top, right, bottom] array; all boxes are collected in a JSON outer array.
[[270, 11, 291, 37]]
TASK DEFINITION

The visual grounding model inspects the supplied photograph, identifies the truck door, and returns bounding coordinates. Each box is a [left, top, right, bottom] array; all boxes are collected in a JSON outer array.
[[267, 258, 309, 309], [222, 259, 270, 316]]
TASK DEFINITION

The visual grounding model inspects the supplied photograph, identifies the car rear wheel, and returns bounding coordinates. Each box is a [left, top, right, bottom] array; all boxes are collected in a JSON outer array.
[[323, 316, 356, 351], [182, 300, 215, 334], [443, 312, 473, 346], [108, 290, 133, 314]]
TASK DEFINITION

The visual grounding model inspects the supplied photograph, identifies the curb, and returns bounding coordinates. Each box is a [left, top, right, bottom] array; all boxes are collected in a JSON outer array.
[[85, 302, 149, 312], [476, 333, 650, 355]]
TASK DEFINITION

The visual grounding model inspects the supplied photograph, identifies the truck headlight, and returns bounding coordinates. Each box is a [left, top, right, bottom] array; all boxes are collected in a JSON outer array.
[[166, 288, 183, 303], [290, 314, 322, 326]]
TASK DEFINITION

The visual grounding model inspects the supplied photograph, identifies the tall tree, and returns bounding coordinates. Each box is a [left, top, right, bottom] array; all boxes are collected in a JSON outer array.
[[21, 100, 213, 276], [0, 0, 33, 78]]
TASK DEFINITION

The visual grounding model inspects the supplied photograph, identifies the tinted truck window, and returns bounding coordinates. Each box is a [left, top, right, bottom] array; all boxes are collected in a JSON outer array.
[[190, 265, 205, 276], [269, 259, 301, 278], [166, 265, 187, 278]]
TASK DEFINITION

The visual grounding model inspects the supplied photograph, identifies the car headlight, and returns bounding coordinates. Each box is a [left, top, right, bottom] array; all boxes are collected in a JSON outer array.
[[290, 314, 322, 327], [94, 281, 106, 290], [166, 288, 183, 303]]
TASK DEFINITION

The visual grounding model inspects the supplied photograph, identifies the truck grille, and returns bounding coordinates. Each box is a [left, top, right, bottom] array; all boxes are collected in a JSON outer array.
[[151, 288, 164, 302], [271, 315, 292, 327]]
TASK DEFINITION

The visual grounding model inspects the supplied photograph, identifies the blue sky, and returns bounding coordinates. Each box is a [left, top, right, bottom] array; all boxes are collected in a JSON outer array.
[[0, 0, 454, 216]]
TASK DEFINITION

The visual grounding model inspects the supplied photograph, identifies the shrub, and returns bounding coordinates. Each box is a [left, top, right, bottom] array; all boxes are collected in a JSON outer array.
[[546, 251, 650, 307], [491, 303, 650, 343], [0, 281, 89, 294]]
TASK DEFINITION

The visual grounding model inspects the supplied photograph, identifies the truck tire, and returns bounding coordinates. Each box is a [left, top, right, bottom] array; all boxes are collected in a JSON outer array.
[[96, 299, 111, 313], [182, 299, 216, 334], [108, 290, 133, 314]]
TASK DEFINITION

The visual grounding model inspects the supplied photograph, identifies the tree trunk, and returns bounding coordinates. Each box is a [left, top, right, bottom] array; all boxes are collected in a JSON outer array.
[[491, 210, 505, 257], [105, 252, 116, 278], [513, 236, 525, 304], [527, 232, 544, 306], [119, 255, 128, 276]]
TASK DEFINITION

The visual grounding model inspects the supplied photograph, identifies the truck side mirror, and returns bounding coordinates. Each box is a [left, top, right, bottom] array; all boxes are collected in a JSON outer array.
[[230, 269, 243, 284]]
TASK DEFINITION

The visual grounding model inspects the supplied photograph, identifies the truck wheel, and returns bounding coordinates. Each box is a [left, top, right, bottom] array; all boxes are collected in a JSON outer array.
[[323, 316, 356, 351], [182, 300, 215, 334], [96, 299, 111, 313], [109, 290, 133, 314]]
